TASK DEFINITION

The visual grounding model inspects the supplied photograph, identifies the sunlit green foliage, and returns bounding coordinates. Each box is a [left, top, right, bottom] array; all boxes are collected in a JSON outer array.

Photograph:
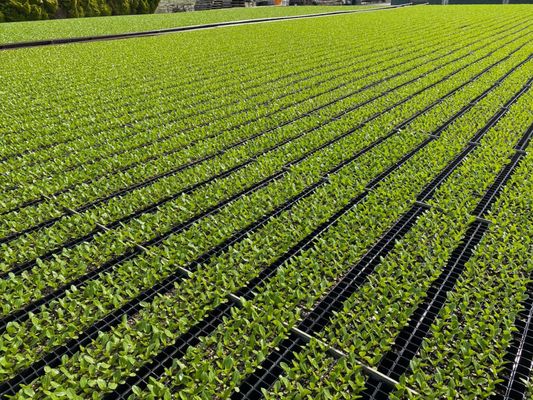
[[0, 5, 531, 399]]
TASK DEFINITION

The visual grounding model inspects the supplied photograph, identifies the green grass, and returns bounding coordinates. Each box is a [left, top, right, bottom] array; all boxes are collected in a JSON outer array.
[[0, 5, 383, 45]]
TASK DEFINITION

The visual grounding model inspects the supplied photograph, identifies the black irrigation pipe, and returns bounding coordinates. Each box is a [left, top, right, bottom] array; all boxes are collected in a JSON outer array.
[[100, 55, 529, 399], [0, 6, 409, 51], [513, 119, 533, 152], [0, 26, 490, 220], [2, 16, 525, 216], [231, 67, 533, 400], [0, 32, 503, 250], [0, 36, 527, 400], [362, 123, 533, 400]]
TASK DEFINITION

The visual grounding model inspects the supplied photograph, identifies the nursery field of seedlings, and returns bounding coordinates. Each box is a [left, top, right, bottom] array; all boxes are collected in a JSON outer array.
[[0, 4, 532, 399], [0, 5, 384, 46]]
